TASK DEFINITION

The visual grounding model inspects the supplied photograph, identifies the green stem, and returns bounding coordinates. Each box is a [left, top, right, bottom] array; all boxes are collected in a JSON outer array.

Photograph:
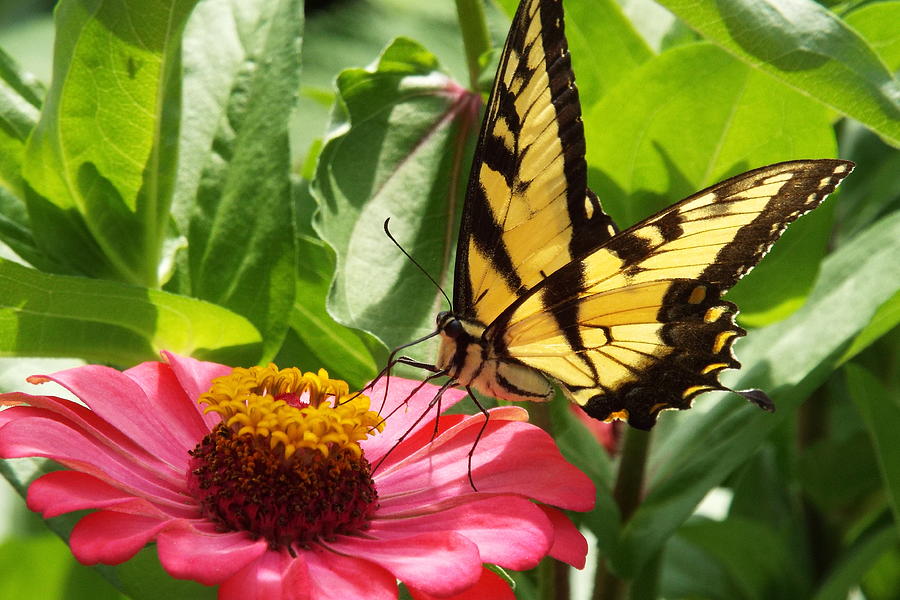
[[455, 0, 492, 91], [592, 428, 653, 600], [612, 428, 651, 522]]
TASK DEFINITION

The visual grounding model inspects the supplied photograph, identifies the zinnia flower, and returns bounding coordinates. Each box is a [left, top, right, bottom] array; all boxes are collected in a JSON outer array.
[[0, 352, 595, 599]]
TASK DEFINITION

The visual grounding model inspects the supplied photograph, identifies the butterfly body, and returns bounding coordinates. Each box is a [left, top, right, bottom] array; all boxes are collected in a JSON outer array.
[[436, 311, 553, 403], [426, 0, 854, 430]]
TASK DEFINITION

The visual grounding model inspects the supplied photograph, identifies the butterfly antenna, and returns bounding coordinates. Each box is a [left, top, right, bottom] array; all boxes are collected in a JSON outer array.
[[383, 218, 452, 311]]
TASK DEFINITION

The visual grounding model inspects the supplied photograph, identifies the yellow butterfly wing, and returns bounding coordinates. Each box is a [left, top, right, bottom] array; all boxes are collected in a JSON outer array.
[[486, 160, 854, 429], [454, 0, 616, 327]]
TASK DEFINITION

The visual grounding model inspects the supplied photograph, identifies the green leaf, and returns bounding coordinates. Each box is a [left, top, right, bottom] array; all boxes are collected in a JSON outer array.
[[0, 533, 124, 600], [845, 1, 900, 72], [277, 181, 383, 389], [677, 517, 806, 599], [610, 209, 900, 576], [172, 0, 303, 361], [838, 289, 900, 365], [0, 258, 262, 366], [655, 0, 900, 146], [846, 363, 900, 532], [22, 0, 198, 285], [313, 37, 477, 352], [812, 525, 897, 600], [833, 120, 900, 243], [661, 532, 744, 600], [0, 46, 41, 199], [860, 543, 900, 600], [796, 431, 882, 511], [585, 42, 838, 325], [567, 0, 654, 102]]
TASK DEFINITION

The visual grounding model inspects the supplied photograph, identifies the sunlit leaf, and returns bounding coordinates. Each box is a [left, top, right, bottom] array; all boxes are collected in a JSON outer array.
[[0, 259, 262, 366], [845, 1, 900, 72], [22, 0, 198, 285], [313, 37, 478, 352], [656, 0, 900, 146], [585, 42, 838, 325], [171, 0, 302, 361]]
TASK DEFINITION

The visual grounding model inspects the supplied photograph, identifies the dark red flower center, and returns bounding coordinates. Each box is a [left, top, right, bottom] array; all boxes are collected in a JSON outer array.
[[188, 424, 378, 547], [186, 365, 383, 548]]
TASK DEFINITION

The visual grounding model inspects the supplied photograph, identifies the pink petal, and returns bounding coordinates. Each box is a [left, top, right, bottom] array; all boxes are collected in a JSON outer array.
[[376, 415, 595, 513], [70, 511, 171, 564], [540, 505, 588, 569], [368, 496, 552, 570], [362, 378, 466, 462], [0, 396, 175, 474], [324, 531, 481, 597], [124, 361, 213, 448], [370, 405, 525, 473], [35, 364, 196, 469], [156, 524, 269, 585], [304, 546, 397, 600], [28, 471, 194, 519], [408, 567, 515, 600], [219, 548, 304, 600], [163, 352, 231, 429], [0, 411, 193, 505]]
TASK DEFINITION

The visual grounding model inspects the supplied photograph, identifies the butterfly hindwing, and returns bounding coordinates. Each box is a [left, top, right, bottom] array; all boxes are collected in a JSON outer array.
[[487, 160, 854, 428], [454, 0, 616, 327]]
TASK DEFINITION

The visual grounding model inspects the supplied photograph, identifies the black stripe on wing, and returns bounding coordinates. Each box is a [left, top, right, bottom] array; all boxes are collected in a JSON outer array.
[[453, 0, 616, 321]]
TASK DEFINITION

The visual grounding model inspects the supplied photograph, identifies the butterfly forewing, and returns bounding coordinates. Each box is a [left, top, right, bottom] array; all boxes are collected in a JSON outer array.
[[488, 160, 854, 428], [454, 0, 616, 326]]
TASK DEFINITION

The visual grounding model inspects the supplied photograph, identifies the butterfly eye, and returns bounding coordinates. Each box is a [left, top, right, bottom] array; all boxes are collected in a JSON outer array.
[[442, 318, 464, 339]]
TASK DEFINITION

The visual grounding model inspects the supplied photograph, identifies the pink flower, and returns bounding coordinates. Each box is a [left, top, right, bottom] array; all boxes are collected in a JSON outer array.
[[0, 353, 594, 599]]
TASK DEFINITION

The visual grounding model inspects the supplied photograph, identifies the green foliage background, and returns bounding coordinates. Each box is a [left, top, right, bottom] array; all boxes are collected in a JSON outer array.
[[0, 0, 897, 598]]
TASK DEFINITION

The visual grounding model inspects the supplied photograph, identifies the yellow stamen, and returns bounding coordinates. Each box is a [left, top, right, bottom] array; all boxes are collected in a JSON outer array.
[[199, 365, 383, 460]]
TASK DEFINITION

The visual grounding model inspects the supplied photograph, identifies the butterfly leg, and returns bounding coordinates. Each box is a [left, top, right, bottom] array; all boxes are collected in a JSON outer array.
[[464, 385, 491, 492], [371, 377, 457, 475]]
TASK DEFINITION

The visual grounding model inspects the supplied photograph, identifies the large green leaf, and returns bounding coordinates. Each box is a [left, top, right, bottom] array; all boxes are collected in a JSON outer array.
[[21, 0, 198, 285], [170, 0, 302, 361], [846, 363, 900, 533], [0, 259, 261, 366], [608, 209, 900, 576], [655, 0, 900, 146], [845, 1, 900, 73], [313, 37, 478, 352], [585, 42, 838, 325]]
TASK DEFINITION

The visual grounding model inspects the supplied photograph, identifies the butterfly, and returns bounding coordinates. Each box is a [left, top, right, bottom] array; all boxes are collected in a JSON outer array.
[[425, 0, 854, 430]]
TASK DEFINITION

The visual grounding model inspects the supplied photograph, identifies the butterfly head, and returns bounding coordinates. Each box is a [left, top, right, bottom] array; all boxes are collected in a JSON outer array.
[[436, 311, 464, 339]]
